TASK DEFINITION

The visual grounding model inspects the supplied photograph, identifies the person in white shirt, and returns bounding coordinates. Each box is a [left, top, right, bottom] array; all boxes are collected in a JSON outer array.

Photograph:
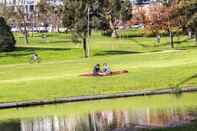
[[103, 63, 112, 74]]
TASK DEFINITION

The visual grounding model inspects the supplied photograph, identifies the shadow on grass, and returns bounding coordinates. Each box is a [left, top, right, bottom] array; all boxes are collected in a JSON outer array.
[[174, 38, 189, 44], [0, 52, 32, 57], [94, 50, 142, 56], [129, 38, 159, 48], [137, 38, 190, 48], [176, 45, 197, 50], [120, 34, 144, 38], [156, 38, 190, 47], [45, 40, 73, 44], [15, 33, 70, 41], [0, 47, 72, 57], [175, 74, 197, 87], [16, 47, 71, 51], [130, 38, 145, 46], [149, 49, 163, 53]]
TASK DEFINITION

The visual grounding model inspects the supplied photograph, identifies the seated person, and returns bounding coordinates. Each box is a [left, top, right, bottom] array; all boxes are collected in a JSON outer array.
[[103, 63, 112, 74], [93, 64, 101, 75]]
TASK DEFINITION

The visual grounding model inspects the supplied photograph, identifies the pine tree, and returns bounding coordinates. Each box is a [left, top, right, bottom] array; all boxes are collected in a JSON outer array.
[[0, 17, 16, 51]]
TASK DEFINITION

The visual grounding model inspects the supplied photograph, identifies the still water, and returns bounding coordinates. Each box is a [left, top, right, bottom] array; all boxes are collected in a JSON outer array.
[[0, 93, 197, 131]]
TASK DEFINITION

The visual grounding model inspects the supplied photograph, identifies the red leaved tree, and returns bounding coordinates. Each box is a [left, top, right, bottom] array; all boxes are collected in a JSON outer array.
[[132, 2, 178, 48]]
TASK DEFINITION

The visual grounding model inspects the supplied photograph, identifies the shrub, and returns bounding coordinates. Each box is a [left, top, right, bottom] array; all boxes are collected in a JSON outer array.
[[0, 17, 16, 51]]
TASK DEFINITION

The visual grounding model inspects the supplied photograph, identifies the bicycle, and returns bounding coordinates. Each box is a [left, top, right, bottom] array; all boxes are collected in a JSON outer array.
[[29, 55, 41, 64]]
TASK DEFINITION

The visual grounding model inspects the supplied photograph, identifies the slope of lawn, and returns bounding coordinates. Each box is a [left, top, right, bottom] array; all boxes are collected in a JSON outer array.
[[0, 92, 197, 121], [0, 31, 197, 103]]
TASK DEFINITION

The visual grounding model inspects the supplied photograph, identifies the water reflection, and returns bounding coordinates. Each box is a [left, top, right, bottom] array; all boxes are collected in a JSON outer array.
[[1, 107, 196, 131]]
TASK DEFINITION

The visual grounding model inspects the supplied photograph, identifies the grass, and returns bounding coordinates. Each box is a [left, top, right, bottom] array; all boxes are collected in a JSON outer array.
[[0, 92, 197, 121], [0, 31, 197, 103]]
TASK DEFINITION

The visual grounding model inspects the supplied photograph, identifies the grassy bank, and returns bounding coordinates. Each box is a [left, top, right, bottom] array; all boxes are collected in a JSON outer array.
[[0, 31, 197, 103], [0, 92, 197, 120]]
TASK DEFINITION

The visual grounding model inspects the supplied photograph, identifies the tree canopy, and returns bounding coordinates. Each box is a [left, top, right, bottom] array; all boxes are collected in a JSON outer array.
[[63, 0, 92, 57], [62, 0, 132, 57], [174, 0, 197, 42], [0, 17, 16, 52]]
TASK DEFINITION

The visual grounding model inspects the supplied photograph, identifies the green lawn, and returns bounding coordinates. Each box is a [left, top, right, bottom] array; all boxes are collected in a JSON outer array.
[[0, 31, 197, 103], [0, 92, 197, 121]]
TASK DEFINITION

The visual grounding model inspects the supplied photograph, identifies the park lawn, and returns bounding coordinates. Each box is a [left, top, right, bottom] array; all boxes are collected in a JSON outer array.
[[0, 31, 194, 65], [0, 31, 197, 103]]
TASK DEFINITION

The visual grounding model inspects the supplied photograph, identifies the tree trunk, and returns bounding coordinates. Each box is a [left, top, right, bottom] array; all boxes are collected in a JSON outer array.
[[24, 31, 29, 44], [195, 29, 197, 45], [22, 14, 29, 44], [111, 30, 119, 38], [83, 38, 89, 58], [88, 26, 92, 36], [31, 14, 35, 37], [3, 0, 7, 14], [109, 17, 119, 38], [23, 24, 29, 44], [188, 29, 192, 39], [169, 31, 174, 48]]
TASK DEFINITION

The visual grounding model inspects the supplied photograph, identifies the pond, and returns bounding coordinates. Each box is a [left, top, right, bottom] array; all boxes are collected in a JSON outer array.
[[0, 93, 197, 131]]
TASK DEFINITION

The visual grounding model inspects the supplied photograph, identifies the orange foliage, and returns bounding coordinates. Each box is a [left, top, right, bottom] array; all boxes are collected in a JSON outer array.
[[130, 2, 178, 35]]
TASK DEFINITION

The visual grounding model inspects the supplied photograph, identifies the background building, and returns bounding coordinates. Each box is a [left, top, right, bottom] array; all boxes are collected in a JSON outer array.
[[0, 0, 63, 15], [130, 0, 159, 5]]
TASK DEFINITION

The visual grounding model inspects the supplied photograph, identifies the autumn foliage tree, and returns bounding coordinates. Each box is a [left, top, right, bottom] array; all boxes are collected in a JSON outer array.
[[133, 2, 177, 48]]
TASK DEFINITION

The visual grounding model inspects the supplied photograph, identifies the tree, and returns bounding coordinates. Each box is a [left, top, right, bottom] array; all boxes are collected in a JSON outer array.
[[98, 0, 132, 37], [133, 1, 177, 48], [37, 0, 64, 32], [0, 17, 16, 51], [5, 0, 30, 45], [37, 0, 51, 28], [53, 5, 64, 32], [174, 0, 197, 44], [1, 0, 30, 45], [62, 0, 132, 57], [63, 0, 91, 58], [120, 0, 133, 22], [0, 4, 14, 22], [15, 6, 29, 44]]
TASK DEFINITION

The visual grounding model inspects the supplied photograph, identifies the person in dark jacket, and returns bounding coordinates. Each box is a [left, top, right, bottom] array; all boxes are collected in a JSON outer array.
[[93, 64, 101, 75]]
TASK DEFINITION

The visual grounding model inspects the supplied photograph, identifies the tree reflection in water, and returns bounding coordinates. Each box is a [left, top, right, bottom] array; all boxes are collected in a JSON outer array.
[[1, 108, 193, 131]]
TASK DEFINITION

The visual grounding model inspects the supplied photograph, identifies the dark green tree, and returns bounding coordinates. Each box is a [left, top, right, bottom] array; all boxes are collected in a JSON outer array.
[[63, 0, 91, 57], [120, 0, 132, 21], [62, 0, 132, 57], [0, 17, 16, 51], [175, 0, 197, 43]]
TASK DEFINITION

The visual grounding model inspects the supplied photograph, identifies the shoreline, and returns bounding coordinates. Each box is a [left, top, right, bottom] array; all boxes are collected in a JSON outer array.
[[0, 87, 197, 109]]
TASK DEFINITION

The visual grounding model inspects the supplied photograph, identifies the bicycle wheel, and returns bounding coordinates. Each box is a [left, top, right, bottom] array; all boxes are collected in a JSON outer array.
[[37, 57, 41, 63], [29, 59, 34, 64]]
